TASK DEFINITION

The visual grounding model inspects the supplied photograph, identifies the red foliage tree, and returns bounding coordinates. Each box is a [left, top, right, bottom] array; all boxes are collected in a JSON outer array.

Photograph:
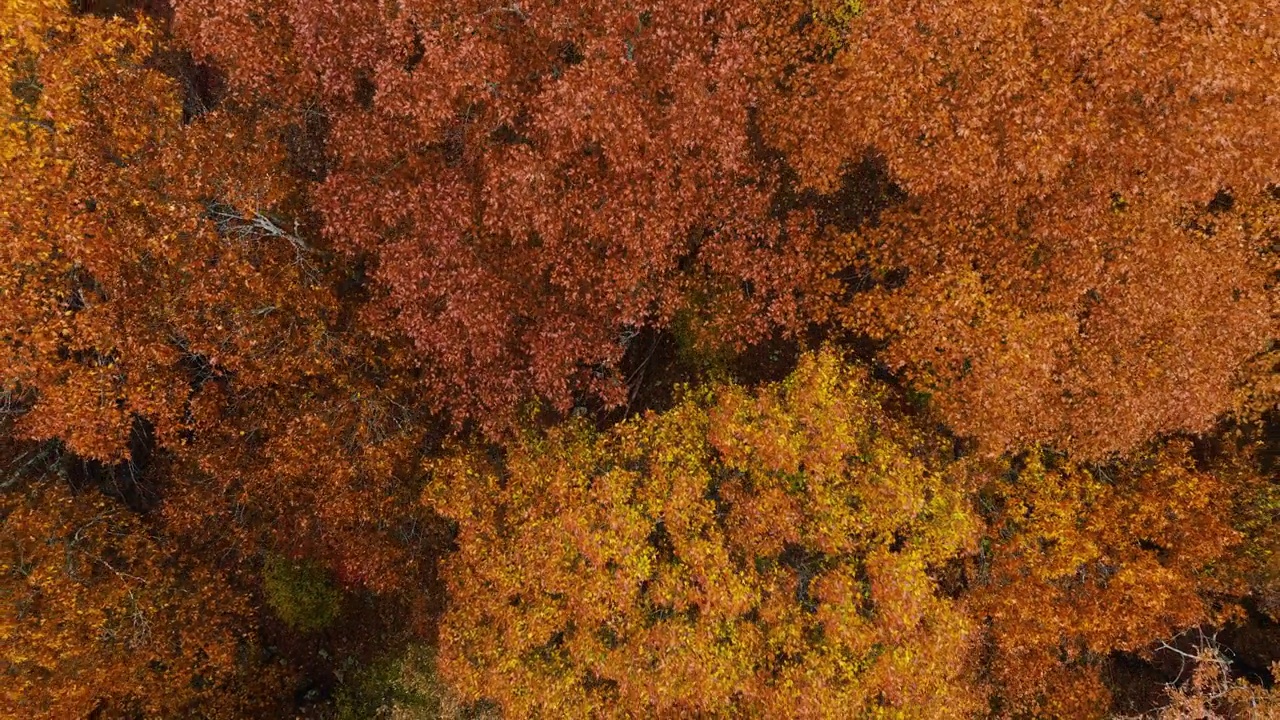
[[172, 0, 844, 432]]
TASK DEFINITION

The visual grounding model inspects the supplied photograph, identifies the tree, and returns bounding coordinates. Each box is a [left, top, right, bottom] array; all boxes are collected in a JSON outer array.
[[425, 349, 981, 717], [172, 0, 845, 433], [966, 442, 1246, 717], [157, 345, 439, 595], [755, 0, 1280, 456], [0, 463, 291, 718], [334, 643, 500, 720], [1144, 642, 1280, 720], [1, 2, 332, 461], [1, 1, 438, 599]]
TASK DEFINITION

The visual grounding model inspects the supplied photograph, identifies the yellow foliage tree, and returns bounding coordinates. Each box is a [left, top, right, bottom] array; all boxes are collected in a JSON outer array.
[[425, 349, 981, 717]]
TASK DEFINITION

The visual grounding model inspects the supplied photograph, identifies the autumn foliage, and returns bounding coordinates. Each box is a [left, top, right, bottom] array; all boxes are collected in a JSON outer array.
[[1, 0, 1278, 717], [965, 444, 1249, 716], [426, 350, 981, 716], [1, 5, 329, 461], [1, 462, 291, 719], [172, 0, 844, 431], [756, 0, 1280, 456]]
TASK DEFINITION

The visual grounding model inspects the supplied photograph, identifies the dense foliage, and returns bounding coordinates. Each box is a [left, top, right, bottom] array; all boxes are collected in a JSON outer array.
[[0, 443, 293, 718], [171, 0, 845, 432], [1, 0, 1277, 718], [757, 0, 1280, 457], [427, 350, 981, 717]]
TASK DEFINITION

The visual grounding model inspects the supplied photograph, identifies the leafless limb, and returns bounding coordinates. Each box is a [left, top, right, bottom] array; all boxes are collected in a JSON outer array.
[[7, 114, 55, 132], [208, 206, 312, 254], [481, 2, 526, 18]]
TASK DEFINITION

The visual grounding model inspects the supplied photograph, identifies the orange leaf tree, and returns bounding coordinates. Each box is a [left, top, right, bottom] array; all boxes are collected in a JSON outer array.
[[965, 442, 1247, 717], [757, 0, 1280, 456], [0, 461, 290, 718], [0, 1, 436, 595], [0, 2, 331, 461], [159, 344, 438, 594]]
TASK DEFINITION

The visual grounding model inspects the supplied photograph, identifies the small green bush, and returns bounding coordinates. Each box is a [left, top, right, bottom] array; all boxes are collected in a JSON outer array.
[[261, 554, 342, 632], [670, 306, 734, 379], [812, 0, 864, 50], [335, 644, 501, 720]]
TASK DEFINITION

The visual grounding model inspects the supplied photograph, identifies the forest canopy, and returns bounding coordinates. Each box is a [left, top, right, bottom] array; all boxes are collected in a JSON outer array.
[[1, 0, 1277, 718]]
